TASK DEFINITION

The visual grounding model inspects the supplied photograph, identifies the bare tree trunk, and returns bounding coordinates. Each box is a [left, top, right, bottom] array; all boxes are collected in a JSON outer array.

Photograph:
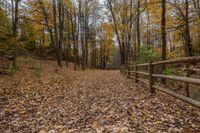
[[12, 0, 20, 68], [161, 0, 167, 84], [58, 0, 64, 67], [85, 15, 89, 68], [72, 5, 79, 70], [185, 0, 193, 56], [137, 0, 141, 58], [52, 0, 61, 67], [65, 15, 71, 67]]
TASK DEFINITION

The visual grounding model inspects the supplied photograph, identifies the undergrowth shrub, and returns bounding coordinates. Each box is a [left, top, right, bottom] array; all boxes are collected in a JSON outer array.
[[7, 65, 16, 75], [32, 67, 42, 78], [163, 68, 173, 75], [134, 45, 160, 64]]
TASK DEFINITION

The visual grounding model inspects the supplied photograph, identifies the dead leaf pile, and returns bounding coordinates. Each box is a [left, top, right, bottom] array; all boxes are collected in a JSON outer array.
[[0, 58, 200, 132]]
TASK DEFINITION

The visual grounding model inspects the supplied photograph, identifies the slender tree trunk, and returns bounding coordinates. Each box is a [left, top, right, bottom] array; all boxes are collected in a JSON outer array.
[[137, 0, 141, 59], [39, 1, 56, 50], [74, 6, 79, 70], [85, 15, 89, 68], [161, 0, 167, 60], [66, 16, 71, 67], [58, 0, 64, 67], [107, 0, 123, 65], [185, 0, 193, 56], [12, 0, 19, 68], [41, 28, 45, 59], [161, 0, 167, 84], [52, 0, 61, 67]]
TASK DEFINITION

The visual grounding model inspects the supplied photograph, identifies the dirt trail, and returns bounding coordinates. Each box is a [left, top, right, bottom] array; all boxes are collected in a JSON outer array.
[[0, 61, 200, 132]]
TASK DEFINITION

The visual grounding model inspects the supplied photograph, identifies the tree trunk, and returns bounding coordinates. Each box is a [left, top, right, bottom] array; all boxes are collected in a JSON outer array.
[[185, 0, 193, 56], [137, 0, 141, 57], [58, 0, 64, 67], [107, 0, 123, 65], [161, 0, 167, 84], [52, 0, 61, 67], [12, 0, 19, 68]]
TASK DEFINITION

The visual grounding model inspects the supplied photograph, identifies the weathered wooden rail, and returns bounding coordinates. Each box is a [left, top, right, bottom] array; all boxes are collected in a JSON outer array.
[[120, 56, 200, 108]]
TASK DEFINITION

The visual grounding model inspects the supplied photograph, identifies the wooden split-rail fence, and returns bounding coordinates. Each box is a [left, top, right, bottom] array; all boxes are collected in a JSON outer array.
[[120, 56, 200, 108]]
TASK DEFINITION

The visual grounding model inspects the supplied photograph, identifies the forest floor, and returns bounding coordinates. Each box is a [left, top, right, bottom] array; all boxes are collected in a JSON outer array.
[[0, 58, 200, 133]]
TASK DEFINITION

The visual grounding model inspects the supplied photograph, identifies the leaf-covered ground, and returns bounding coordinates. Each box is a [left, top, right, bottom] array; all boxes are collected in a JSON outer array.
[[0, 58, 200, 133]]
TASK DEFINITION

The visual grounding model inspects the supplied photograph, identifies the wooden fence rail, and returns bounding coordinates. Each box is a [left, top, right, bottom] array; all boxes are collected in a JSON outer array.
[[120, 56, 200, 108]]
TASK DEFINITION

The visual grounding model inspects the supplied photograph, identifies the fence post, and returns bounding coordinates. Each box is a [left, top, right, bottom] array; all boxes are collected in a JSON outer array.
[[185, 63, 190, 97], [149, 61, 155, 94], [135, 64, 138, 83]]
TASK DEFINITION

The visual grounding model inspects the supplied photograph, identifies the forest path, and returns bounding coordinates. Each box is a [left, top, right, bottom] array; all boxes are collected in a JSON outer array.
[[0, 62, 200, 132]]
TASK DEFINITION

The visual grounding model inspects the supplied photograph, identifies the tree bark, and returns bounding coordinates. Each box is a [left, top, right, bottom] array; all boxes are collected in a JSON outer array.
[[11, 0, 20, 68], [137, 0, 141, 57], [185, 0, 193, 57], [58, 0, 64, 67], [161, 0, 167, 84]]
